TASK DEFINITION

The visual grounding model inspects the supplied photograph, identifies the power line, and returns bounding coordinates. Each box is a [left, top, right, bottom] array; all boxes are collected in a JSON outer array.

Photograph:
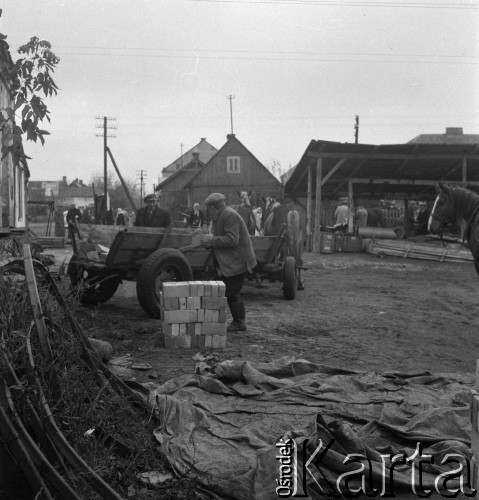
[[187, 0, 479, 9], [54, 45, 479, 61]]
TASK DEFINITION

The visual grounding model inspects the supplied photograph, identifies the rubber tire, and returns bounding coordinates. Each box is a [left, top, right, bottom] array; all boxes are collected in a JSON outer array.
[[282, 255, 296, 300], [68, 256, 120, 305], [136, 248, 193, 318]]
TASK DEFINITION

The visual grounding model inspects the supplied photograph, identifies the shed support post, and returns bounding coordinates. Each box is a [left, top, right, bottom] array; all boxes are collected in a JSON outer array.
[[306, 163, 312, 251], [462, 158, 467, 187], [312, 158, 322, 253], [347, 178, 354, 233]]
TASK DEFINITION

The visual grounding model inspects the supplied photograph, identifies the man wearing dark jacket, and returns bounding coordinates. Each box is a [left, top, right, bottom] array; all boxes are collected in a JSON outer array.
[[200, 193, 256, 332], [134, 194, 171, 228]]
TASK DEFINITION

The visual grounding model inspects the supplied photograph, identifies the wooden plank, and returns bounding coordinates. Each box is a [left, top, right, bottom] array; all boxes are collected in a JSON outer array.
[[349, 178, 479, 187]]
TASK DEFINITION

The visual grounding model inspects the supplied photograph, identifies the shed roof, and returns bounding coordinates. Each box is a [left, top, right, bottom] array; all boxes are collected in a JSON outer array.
[[285, 140, 479, 200]]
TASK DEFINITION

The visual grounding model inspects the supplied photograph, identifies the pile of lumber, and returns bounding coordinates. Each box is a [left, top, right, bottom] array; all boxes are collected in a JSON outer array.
[[30, 236, 65, 249], [366, 239, 474, 264]]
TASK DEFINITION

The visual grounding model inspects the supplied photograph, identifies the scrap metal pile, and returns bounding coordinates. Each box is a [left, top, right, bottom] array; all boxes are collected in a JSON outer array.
[[0, 238, 192, 499]]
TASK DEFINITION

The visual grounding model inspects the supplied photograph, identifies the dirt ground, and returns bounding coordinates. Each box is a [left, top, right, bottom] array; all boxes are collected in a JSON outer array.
[[71, 249, 479, 381]]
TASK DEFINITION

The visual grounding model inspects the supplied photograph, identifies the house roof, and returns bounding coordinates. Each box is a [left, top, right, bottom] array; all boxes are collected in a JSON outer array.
[[183, 134, 281, 189], [161, 138, 218, 175], [156, 158, 206, 189], [285, 139, 479, 200], [408, 127, 479, 145]]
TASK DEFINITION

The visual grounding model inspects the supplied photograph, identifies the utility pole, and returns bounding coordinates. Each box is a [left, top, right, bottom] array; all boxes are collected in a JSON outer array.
[[95, 116, 117, 223], [180, 143, 184, 168], [354, 115, 359, 144], [227, 94, 235, 134], [135, 169, 148, 207]]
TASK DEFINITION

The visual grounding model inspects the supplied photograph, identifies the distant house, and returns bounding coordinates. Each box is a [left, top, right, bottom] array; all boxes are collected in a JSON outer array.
[[408, 127, 479, 145], [158, 134, 282, 219], [0, 40, 28, 234], [160, 137, 218, 181], [28, 176, 97, 209]]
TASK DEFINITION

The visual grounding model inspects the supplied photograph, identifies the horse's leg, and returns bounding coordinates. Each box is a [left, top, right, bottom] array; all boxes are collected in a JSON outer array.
[[474, 259, 479, 276]]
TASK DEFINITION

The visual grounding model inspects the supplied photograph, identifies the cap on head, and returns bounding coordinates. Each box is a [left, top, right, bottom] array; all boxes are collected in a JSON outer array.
[[204, 193, 225, 205], [144, 193, 157, 203], [193, 203, 200, 209]]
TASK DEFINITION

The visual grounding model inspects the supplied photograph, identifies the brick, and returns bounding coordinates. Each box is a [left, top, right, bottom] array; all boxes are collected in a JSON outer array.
[[163, 309, 197, 324], [178, 297, 187, 309], [204, 334, 212, 347], [219, 310, 227, 323], [197, 309, 205, 322], [204, 309, 213, 322], [196, 281, 205, 297], [210, 281, 218, 297], [212, 335, 220, 348], [187, 296, 201, 310], [162, 322, 180, 337], [203, 282, 212, 297], [202, 296, 227, 310], [163, 297, 179, 311], [179, 323, 187, 336], [165, 335, 191, 349], [217, 281, 226, 297], [218, 336, 226, 349], [197, 334, 205, 347], [190, 335, 198, 348], [187, 323, 196, 336], [202, 322, 227, 335], [163, 282, 190, 298], [195, 323, 202, 335], [211, 310, 219, 323], [189, 281, 198, 297]]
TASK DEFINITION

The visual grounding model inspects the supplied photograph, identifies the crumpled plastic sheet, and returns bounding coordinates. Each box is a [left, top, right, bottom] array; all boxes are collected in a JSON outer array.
[[146, 357, 474, 499]]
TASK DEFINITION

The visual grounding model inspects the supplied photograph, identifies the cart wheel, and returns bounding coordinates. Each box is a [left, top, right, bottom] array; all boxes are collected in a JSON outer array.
[[136, 248, 193, 318], [67, 256, 120, 305], [282, 256, 296, 300]]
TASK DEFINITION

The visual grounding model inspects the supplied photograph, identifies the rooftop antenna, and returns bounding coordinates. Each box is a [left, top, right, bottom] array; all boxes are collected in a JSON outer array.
[[227, 94, 235, 134]]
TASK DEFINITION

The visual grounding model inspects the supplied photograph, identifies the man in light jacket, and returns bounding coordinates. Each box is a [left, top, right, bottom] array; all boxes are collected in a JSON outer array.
[[200, 193, 256, 332]]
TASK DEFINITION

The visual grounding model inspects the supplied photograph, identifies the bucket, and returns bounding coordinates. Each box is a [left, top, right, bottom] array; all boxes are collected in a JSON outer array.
[[319, 233, 335, 253]]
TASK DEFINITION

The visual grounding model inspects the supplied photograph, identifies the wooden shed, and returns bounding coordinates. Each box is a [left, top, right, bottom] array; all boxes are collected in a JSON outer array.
[[180, 133, 282, 210], [285, 139, 479, 252]]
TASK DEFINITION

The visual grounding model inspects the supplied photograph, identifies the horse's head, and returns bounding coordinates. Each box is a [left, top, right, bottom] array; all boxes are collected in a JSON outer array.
[[428, 183, 454, 235], [238, 191, 251, 207]]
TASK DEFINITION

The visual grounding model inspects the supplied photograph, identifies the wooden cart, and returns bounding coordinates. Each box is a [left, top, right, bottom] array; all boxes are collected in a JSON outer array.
[[67, 224, 298, 318]]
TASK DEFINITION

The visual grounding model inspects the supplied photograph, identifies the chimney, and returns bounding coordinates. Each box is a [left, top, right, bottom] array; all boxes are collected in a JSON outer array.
[[79, 179, 83, 185], [445, 127, 463, 136], [200, 137, 206, 141], [63, 176, 67, 184], [227, 133, 236, 140]]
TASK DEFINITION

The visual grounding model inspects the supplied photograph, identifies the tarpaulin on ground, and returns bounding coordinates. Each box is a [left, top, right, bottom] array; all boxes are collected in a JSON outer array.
[[146, 357, 474, 499]]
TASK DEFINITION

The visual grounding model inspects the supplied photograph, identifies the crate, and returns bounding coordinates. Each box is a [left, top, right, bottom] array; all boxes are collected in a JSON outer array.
[[319, 233, 335, 253], [334, 234, 344, 252], [343, 235, 363, 252]]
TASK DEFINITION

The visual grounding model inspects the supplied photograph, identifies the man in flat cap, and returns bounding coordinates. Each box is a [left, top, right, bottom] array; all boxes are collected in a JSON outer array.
[[200, 192, 256, 332], [134, 193, 171, 228]]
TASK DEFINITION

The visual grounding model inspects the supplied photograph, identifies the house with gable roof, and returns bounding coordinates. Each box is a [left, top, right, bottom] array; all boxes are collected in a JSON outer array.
[[160, 137, 218, 181], [157, 133, 282, 221]]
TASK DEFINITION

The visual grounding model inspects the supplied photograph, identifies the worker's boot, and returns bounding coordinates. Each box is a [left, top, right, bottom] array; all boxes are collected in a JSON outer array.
[[227, 300, 246, 332]]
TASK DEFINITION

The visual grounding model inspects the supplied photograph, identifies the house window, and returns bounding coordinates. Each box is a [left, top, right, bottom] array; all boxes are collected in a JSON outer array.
[[227, 156, 240, 174]]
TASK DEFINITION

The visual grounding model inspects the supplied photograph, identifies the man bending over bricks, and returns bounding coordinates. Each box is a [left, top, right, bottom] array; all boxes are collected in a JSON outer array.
[[200, 192, 257, 332]]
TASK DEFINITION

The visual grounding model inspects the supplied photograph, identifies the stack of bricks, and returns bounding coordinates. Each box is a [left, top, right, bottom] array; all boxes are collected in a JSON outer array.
[[160, 281, 227, 349]]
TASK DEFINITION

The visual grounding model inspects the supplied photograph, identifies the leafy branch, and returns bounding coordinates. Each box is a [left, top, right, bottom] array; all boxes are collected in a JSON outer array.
[[1, 35, 60, 166]]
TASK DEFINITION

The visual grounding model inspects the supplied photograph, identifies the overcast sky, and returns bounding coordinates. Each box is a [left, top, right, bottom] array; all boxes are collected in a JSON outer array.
[[1, 0, 478, 186]]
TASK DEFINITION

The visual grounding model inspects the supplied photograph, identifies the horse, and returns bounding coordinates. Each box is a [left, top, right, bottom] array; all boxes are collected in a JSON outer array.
[[264, 198, 305, 291], [429, 183, 479, 272], [366, 207, 386, 227], [232, 191, 257, 236]]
